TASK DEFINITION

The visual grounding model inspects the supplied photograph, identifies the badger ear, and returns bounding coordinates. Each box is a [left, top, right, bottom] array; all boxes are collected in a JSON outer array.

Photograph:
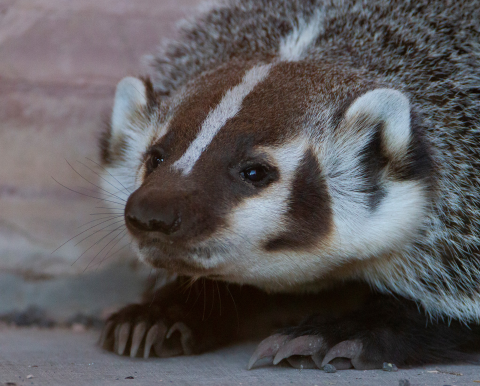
[[345, 89, 411, 156], [111, 77, 147, 136]]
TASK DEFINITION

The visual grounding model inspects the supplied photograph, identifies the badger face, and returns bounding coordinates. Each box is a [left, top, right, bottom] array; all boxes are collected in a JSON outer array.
[[101, 60, 432, 292]]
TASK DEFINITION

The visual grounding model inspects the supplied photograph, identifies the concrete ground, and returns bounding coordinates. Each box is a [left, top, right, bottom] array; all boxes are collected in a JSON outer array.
[[1, 327, 479, 386]]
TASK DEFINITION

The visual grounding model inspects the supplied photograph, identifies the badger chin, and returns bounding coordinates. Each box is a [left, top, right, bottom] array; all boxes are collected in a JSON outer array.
[[132, 238, 223, 277]]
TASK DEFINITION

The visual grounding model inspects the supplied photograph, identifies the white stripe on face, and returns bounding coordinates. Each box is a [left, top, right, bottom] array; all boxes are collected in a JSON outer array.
[[172, 64, 273, 175]]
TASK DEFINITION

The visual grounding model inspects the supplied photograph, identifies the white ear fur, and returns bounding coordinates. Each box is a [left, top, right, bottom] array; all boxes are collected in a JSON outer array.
[[346, 89, 411, 155], [111, 77, 147, 136]]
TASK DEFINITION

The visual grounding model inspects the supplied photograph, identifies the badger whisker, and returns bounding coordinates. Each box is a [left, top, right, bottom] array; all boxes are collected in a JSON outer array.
[[89, 212, 124, 215], [73, 219, 125, 247], [97, 229, 128, 267], [65, 159, 128, 202], [88, 242, 131, 271], [52, 216, 124, 254], [72, 223, 126, 267], [215, 281, 222, 317], [51, 176, 125, 206], [77, 215, 123, 228], [84, 227, 127, 272], [85, 157, 133, 195]]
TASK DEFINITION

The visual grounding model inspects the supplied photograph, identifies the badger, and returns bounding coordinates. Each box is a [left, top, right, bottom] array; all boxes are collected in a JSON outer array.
[[96, 0, 480, 370]]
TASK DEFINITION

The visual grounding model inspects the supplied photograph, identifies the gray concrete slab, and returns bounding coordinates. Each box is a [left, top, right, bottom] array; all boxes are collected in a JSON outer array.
[[0, 263, 151, 320], [1, 327, 479, 386]]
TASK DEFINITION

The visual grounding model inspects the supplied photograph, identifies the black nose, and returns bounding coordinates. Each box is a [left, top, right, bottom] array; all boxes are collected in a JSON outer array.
[[125, 189, 181, 235]]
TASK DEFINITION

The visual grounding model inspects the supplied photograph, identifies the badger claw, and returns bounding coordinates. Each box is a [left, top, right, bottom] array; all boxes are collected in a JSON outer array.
[[247, 334, 289, 370], [116, 323, 131, 355], [130, 322, 147, 358], [166, 322, 194, 355], [249, 334, 326, 370], [273, 335, 325, 365], [322, 340, 382, 370], [321, 339, 361, 368], [144, 323, 166, 359]]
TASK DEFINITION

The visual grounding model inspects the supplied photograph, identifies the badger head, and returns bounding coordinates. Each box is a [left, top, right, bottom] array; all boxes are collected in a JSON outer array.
[[100, 61, 432, 292]]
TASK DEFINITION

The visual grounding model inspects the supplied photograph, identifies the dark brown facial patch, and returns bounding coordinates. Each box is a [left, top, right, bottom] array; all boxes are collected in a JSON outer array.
[[264, 148, 333, 252]]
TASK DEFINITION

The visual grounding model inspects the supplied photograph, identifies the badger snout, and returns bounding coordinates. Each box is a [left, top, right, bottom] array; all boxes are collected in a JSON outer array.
[[123, 184, 224, 275], [124, 187, 182, 237]]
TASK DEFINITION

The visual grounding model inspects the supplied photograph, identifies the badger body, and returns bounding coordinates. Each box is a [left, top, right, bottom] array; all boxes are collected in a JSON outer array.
[[99, 0, 480, 368]]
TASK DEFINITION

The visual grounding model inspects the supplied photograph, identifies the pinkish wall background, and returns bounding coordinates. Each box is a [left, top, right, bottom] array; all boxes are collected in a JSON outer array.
[[0, 0, 202, 318]]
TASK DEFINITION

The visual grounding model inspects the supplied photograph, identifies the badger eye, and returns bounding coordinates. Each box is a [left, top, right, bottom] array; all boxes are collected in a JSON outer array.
[[240, 165, 269, 184], [146, 149, 164, 172]]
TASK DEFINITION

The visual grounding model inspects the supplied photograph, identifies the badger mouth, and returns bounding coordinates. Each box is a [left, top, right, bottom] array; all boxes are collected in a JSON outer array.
[[135, 237, 222, 276]]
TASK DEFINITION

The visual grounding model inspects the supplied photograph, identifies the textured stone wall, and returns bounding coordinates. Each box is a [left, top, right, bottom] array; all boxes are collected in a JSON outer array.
[[0, 0, 202, 277], [0, 0, 204, 318]]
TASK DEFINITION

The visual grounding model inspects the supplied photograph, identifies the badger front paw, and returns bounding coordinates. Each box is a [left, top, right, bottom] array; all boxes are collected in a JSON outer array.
[[99, 303, 195, 358], [248, 294, 477, 371], [248, 297, 408, 371]]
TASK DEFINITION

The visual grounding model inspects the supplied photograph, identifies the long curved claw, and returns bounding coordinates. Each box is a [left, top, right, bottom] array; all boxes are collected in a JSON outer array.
[[166, 322, 194, 355], [151, 323, 170, 358], [321, 340, 379, 370], [321, 339, 362, 366], [273, 335, 325, 365], [247, 334, 289, 370], [117, 323, 131, 355], [144, 324, 162, 359], [130, 322, 147, 358]]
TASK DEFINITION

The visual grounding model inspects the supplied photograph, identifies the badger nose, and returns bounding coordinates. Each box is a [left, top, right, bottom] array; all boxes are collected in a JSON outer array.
[[124, 189, 181, 235]]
